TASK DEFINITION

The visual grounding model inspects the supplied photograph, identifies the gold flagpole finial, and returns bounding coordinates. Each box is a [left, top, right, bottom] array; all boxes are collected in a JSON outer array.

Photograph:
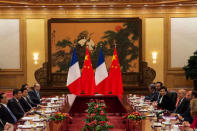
[[114, 40, 117, 48], [100, 43, 103, 48]]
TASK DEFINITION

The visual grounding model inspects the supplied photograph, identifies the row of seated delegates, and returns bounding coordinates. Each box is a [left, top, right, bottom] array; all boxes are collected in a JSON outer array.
[[22, 84, 42, 106], [170, 90, 197, 129], [0, 83, 42, 130], [153, 87, 191, 114], [145, 81, 190, 113]]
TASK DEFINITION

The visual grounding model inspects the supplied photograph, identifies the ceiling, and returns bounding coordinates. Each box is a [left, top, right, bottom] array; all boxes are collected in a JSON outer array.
[[0, 0, 196, 7]]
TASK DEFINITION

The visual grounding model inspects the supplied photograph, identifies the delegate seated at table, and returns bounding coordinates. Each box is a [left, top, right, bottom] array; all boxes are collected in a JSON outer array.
[[152, 86, 174, 111]]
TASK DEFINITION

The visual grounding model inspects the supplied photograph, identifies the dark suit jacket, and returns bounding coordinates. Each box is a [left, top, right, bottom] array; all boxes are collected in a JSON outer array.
[[26, 96, 37, 107], [0, 104, 16, 124], [157, 94, 174, 111], [0, 118, 5, 131], [28, 90, 41, 104], [174, 98, 190, 114], [7, 98, 24, 120], [145, 91, 159, 102], [181, 105, 193, 124], [19, 97, 32, 112]]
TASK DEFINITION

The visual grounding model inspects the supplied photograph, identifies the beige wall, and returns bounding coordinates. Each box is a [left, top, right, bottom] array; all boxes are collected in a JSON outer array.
[[0, 7, 195, 90], [26, 19, 45, 86], [145, 18, 164, 83]]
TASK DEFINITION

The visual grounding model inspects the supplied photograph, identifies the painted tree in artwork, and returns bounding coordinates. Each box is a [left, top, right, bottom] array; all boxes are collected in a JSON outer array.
[[52, 39, 73, 72], [51, 20, 140, 73], [97, 22, 140, 72]]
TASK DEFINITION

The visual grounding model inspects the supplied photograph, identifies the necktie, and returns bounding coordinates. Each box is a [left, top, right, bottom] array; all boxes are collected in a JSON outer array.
[[176, 98, 179, 107], [27, 95, 33, 104], [157, 93, 160, 101], [17, 101, 25, 113], [159, 96, 163, 104], [36, 91, 40, 99], [6, 106, 17, 123], [24, 97, 32, 108]]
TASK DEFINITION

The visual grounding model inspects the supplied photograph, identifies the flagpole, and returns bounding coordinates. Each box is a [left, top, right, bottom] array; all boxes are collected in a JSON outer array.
[[113, 40, 117, 48]]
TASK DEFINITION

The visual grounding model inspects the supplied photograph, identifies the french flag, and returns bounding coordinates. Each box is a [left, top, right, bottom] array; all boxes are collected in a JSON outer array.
[[95, 47, 109, 94], [66, 48, 81, 95]]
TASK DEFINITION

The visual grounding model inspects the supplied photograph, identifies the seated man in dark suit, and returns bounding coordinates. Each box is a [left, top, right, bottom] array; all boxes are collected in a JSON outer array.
[[21, 84, 37, 107], [0, 93, 17, 124], [152, 86, 175, 111], [20, 87, 32, 112], [173, 89, 189, 114], [154, 81, 163, 102], [144, 83, 159, 102], [28, 83, 42, 105], [7, 89, 25, 120], [176, 90, 197, 125]]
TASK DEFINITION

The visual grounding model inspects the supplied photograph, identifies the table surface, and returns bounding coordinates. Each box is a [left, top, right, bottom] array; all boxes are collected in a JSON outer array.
[[14, 94, 194, 131]]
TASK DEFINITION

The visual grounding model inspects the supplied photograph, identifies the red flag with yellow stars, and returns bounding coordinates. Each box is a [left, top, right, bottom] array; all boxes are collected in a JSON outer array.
[[81, 48, 95, 95], [108, 48, 123, 98]]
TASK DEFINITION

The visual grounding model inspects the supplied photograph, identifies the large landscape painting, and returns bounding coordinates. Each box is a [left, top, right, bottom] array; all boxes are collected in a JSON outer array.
[[48, 18, 142, 74]]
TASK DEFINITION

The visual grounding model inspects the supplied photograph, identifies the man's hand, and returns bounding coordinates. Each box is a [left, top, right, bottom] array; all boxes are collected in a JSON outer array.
[[177, 114, 183, 120], [170, 113, 177, 117], [4, 123, 12, 130], [183, 121, 190, 127]]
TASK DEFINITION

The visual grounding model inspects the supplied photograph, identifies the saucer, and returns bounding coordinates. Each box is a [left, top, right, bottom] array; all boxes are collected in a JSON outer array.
[[153, 123, 162, 127], [162, 122, 171, 125], [146, 114, 154, 117], [139, 109, 148, 112]]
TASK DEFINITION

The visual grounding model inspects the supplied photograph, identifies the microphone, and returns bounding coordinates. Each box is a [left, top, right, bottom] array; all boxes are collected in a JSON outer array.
[[176, 114, 184, 123]]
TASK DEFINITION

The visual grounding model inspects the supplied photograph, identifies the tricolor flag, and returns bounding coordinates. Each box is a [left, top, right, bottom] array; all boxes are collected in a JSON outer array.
[[95, 47, 109, 94], [66, 48, 81, 95]]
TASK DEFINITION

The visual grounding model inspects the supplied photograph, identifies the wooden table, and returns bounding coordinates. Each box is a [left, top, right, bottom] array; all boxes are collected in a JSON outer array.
[[13, 94, 193, 131]]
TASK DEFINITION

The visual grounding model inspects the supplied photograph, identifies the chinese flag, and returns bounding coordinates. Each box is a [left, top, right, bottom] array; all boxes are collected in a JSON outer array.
[[108, 48, 123, 98], [81, 48, 95, 95]]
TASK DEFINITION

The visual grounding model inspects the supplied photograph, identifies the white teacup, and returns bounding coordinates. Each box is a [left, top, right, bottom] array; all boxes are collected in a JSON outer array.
[[35, 115, 40, 119], [48, 103, 52, 106], [165, 118, 171, 124], [24, 121, 30, 125], [46, 108, 51, 111], [173, 125, 179, 131]]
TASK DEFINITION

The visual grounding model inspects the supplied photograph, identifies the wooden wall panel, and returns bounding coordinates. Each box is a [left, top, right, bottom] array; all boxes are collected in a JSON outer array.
[[0, 6, 196, 93]]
